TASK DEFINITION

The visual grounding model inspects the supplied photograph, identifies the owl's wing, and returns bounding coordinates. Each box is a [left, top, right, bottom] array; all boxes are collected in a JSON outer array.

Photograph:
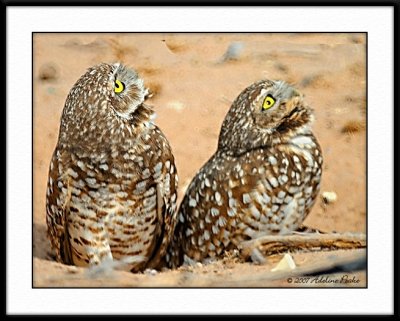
[[226, 149, 319, 240], [169, 149, 318, 264], [146, 160, 178, 270], [45, 150, 73, 264]]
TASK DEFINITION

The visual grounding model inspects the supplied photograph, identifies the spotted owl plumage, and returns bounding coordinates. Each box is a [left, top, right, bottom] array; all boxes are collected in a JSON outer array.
[[167, 80, 322, 267], [46, 63, 178, 272]]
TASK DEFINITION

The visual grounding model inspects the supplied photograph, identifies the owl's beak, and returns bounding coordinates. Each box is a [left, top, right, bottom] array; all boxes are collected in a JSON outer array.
[[291, 88, 301, 97], [283, 95, 303, 119]]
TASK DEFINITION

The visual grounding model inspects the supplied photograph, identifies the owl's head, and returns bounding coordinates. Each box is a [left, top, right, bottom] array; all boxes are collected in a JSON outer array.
[[65, 62, 149, 119], [59, 63, 153, 150], [59, 63, 153, 151], [218, 80, 314, 155]]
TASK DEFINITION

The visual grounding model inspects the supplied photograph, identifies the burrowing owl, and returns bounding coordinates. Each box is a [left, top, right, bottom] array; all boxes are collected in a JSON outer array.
[[167, 80, 322, 267], [46, 63, 178, 272]]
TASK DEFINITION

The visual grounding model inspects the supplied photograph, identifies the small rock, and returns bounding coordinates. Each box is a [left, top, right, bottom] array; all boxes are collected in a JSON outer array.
[[321, 191, 338, 204], [218, 41, 244, 63], [144, 268, 158, 276], [39, 63, 58, 82], [271, 253, 296, 272]]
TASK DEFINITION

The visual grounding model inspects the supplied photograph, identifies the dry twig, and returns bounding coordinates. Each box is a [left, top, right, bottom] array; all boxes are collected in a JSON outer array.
[[239, 232, 366, 260]]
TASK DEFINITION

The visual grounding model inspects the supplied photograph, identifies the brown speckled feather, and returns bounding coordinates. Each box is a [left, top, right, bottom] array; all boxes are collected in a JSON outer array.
[[167, 80, 322, 267], [46, 63, 178, 272]]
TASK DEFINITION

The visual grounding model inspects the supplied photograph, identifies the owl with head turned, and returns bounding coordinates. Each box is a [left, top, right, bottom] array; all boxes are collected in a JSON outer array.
[[167, 79, 323, 267], [45, 62, 178, 272]]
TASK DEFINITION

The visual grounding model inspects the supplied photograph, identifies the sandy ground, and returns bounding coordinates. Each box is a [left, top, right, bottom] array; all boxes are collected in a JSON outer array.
[[33, 33, 366, 288]]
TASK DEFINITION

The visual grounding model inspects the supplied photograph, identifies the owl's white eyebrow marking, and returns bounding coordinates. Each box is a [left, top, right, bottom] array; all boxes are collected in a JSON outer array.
[[255, 88, 269, 103], [274, 80, 286, 92], [110, 63, 122, 81]]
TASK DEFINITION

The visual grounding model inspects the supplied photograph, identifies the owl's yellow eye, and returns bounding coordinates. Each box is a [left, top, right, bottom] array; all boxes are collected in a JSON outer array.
[[114, 80, 125, 93], [262, 95, 276, 110]]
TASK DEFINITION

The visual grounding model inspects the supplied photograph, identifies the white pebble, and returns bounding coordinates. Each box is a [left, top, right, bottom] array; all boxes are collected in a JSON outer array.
[[322, 191, 337, 204]]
